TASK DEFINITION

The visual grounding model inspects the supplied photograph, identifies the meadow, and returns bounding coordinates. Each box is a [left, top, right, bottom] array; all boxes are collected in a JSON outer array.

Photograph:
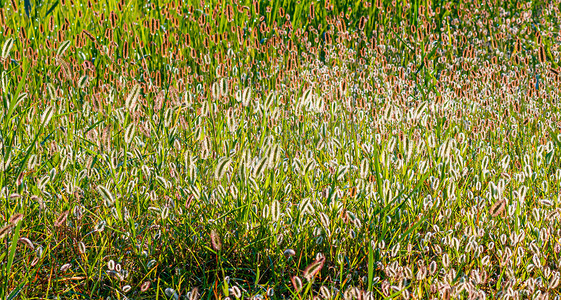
[[1, 0, 561, 298]]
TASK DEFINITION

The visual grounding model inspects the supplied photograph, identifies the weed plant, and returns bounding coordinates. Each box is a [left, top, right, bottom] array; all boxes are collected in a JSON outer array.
[[1, 0, 561, 299]]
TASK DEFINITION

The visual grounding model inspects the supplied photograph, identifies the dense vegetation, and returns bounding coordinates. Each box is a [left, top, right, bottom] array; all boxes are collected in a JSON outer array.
[[1, 0, 561, 298]]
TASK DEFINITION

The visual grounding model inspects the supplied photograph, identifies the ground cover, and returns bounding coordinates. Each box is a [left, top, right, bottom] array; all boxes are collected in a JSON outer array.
[[1, 0, 561, 299]]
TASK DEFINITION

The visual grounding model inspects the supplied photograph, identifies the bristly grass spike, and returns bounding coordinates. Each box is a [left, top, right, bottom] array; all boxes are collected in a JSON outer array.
[[56, 40, 71, 57], [125, 84, 141, 112], [40, 106, 54, 127], [1, 37, 14, 60], [124, 123, 136, 145], [97, 185, 115, 207]]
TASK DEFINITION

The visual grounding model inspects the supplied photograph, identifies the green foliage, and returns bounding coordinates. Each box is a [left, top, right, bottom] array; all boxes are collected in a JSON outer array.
[[0, 0, 561, 298]]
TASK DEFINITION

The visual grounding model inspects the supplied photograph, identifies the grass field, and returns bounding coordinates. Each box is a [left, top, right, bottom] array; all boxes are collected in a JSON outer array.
[[1, 0, 561, 298]]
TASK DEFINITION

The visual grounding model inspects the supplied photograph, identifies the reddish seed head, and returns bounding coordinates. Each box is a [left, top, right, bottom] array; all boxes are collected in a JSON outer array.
[[210, 229, 222, 251], [9, 213, 23, 225]]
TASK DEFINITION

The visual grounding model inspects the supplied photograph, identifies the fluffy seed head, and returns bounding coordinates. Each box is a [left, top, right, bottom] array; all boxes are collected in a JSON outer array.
[[303, 256, 325, 281], [291, 276, 303, 292], [210, 229, 222, 251], [9, 213, 24, 225]]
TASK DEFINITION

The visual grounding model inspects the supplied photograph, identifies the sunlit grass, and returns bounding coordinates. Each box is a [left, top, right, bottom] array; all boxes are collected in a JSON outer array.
[[1, 0, 561, 299]]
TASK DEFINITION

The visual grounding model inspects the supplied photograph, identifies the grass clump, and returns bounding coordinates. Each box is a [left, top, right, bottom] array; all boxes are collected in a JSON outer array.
[[1, 0, 561, 299]]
